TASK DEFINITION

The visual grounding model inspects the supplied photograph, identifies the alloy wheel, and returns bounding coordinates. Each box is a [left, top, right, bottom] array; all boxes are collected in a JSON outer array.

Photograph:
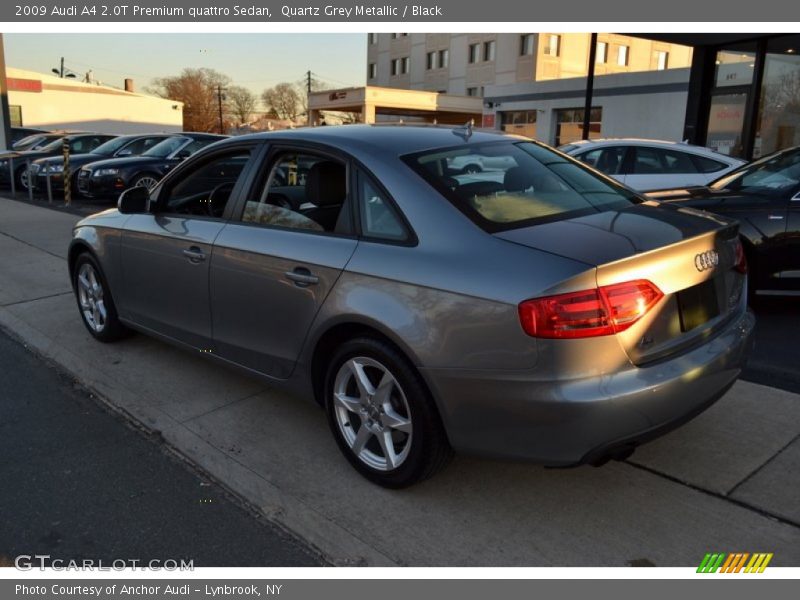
[[332, 356, 413, 471], [135, 176, 159, 190], [76, 262, 107, 333]]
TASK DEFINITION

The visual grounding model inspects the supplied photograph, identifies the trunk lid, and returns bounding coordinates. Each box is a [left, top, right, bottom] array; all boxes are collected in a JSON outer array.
[[496, 201, 747, 364]]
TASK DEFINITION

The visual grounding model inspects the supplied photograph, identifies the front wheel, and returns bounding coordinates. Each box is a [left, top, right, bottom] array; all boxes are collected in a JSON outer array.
[[325, 337, 452, 488], [131, 173, 159, 191], [72, 253, 130, 342]]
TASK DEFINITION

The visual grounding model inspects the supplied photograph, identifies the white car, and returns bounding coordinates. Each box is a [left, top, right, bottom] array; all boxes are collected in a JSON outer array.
[[447, 153, 517, 174], [559, 139, 746, 191]]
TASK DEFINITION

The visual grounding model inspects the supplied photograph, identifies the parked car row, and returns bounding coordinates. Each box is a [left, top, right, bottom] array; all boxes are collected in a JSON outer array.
[[1, 129, 227, 199]]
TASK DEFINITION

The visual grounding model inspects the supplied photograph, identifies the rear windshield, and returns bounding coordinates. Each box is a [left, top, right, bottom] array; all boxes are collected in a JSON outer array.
[[402, 141, 641, 232], [710, 147, 800, 196]]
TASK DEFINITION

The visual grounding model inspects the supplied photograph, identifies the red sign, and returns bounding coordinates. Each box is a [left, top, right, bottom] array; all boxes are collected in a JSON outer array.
[[482, 114, 495, 128], [7, 78, 43, 93]]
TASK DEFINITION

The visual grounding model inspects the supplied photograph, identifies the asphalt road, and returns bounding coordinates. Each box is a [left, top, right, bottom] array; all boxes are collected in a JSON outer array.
[[0, 328, 322, 568]]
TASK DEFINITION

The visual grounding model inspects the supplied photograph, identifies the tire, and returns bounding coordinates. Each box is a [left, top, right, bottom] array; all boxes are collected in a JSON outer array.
[[15, 166, 28, 190], [72, 252, 130, 342], [324, 337, 452, 488], [131, 173, 159, 191]]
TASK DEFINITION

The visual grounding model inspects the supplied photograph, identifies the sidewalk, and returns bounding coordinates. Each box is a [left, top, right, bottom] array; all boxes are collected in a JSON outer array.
[[1, 195, 798, 566]]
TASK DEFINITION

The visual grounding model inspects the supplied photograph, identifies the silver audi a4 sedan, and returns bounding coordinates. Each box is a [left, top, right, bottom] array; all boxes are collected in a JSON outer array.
[[68, 125, 755, 487]]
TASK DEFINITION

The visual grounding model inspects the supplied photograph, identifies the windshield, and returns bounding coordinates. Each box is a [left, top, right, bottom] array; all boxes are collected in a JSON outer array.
[[91, 136, 130, 156], [710, 147, 800, 196], [403, 141, 641, 232], [40, 137, 72, 152], [143, 137, 187, 158]]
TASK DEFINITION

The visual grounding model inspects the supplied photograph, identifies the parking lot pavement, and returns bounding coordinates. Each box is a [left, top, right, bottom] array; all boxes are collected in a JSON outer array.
[[0, 329, 322, 567], [1, 195, 799, 567]]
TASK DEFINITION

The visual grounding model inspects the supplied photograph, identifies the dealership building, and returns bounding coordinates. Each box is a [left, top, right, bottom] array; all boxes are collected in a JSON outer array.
[[366, 33, 800, 161], [5, 67, 183, 135]]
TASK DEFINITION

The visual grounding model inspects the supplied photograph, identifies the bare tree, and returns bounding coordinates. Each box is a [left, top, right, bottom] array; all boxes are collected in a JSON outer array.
[[227, 86, 258, 126], [262, 83, 302, 121], [148, 68, 231, 132]]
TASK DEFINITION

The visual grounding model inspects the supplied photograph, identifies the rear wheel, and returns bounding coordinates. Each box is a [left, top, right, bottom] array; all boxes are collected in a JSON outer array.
[[324, 337, 452, 488], [72, 253, 129, 342]]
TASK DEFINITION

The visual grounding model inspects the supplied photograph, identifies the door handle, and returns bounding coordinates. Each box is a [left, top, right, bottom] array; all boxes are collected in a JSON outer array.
[[182, 246, 206, 262], [285, 268, 319, 287]]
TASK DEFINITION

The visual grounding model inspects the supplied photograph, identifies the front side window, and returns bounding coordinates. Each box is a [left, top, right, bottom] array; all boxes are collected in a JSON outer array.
[[161, 150, 251, 217], [143, 137, 188, 158], [242, 152, 350, 234], [578, 146, 626, 175], [118, 136, 165, 156], [403, 141, 639, 232]]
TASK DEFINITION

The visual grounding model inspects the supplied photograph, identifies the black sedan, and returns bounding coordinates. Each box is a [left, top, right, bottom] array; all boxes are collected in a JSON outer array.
[[30, 133, 175, 195], [0, 133, 115, 189], [648, 145, 800, 295], [77, 133, 227, 199]]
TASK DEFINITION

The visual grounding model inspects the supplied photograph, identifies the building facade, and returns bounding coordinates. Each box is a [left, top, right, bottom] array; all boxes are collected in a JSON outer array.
[[6, 67, 183, 134], [366, 33, 692, 96]]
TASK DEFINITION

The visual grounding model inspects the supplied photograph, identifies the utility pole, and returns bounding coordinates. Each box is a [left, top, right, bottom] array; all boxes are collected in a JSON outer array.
[[582, 33, 598, 141], [306, 70, 312, 94], [60, 56, 64, 78], [216, 85, 226, 134]]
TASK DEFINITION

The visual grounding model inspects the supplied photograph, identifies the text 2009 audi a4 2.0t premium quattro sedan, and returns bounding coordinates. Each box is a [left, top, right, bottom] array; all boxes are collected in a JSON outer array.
[[68, 125, 754, 487]]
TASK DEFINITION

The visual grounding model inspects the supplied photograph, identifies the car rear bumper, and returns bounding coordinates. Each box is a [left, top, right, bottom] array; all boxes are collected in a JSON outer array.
[[421, 307, 755, 464]]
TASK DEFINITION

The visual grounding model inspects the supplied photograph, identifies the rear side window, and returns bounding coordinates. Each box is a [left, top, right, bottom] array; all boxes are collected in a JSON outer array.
[[359, 176, 408, 241], [631, 147, 700, 175], [691, 154, 728, 173], [403, 141, 640, 232]]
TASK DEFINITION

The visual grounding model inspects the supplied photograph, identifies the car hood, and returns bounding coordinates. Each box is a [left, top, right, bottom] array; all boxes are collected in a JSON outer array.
[[493, 201, 735, 266], [82, 156, 171, 170], [35, 153, 107, 166]]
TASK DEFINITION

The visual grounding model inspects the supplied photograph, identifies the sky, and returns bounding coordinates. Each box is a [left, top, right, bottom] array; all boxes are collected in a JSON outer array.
[[3, 33, 367, 109]]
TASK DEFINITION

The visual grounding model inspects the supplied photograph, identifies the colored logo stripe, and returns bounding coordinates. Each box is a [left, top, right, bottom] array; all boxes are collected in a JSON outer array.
[[697, 552, 772, 573]]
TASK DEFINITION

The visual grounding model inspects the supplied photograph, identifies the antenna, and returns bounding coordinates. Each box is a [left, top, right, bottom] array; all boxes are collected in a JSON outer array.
[[452, 119, 474, 142]]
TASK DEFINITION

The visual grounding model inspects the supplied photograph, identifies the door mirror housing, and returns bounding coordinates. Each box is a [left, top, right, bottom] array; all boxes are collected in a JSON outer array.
[[117, 186, 150, 214]]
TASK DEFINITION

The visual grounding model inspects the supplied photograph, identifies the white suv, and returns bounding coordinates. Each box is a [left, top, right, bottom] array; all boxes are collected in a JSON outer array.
[[559, 139, 746, 191]]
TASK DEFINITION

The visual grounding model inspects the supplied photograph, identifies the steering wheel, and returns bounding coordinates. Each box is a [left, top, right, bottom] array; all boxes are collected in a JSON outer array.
[[207, 181, 236, 217]]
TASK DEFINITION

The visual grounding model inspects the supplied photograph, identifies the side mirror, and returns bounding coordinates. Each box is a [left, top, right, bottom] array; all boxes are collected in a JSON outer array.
[[117, 186, 150, 214]]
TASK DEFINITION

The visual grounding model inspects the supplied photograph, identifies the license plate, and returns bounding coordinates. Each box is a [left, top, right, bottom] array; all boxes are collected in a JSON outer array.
[[677, 278, 720, 332]]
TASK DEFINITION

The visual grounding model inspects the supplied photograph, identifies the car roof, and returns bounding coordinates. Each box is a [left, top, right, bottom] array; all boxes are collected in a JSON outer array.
[[218, 124, 521, 157]]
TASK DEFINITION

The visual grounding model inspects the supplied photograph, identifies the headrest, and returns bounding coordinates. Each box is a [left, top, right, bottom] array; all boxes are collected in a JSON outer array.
[[504, 166, 533, 192], [306, 161, 346, 207]]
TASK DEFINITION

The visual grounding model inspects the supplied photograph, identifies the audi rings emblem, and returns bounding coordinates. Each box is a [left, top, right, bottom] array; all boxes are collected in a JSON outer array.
[[694, 250, 719, 272]]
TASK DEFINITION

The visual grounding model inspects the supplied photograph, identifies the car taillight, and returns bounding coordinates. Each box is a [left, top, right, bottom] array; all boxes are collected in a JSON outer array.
[[518, 280, 663, 339], [734, 239, 748, 274]]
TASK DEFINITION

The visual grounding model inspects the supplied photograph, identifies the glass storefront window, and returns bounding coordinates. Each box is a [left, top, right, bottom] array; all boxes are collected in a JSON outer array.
[[501, 110, 538, 138], [555, 107, 602, 146], [754, 35, 800, 158], [706, 93, 747, 157], [714, 49, 756, 87]]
